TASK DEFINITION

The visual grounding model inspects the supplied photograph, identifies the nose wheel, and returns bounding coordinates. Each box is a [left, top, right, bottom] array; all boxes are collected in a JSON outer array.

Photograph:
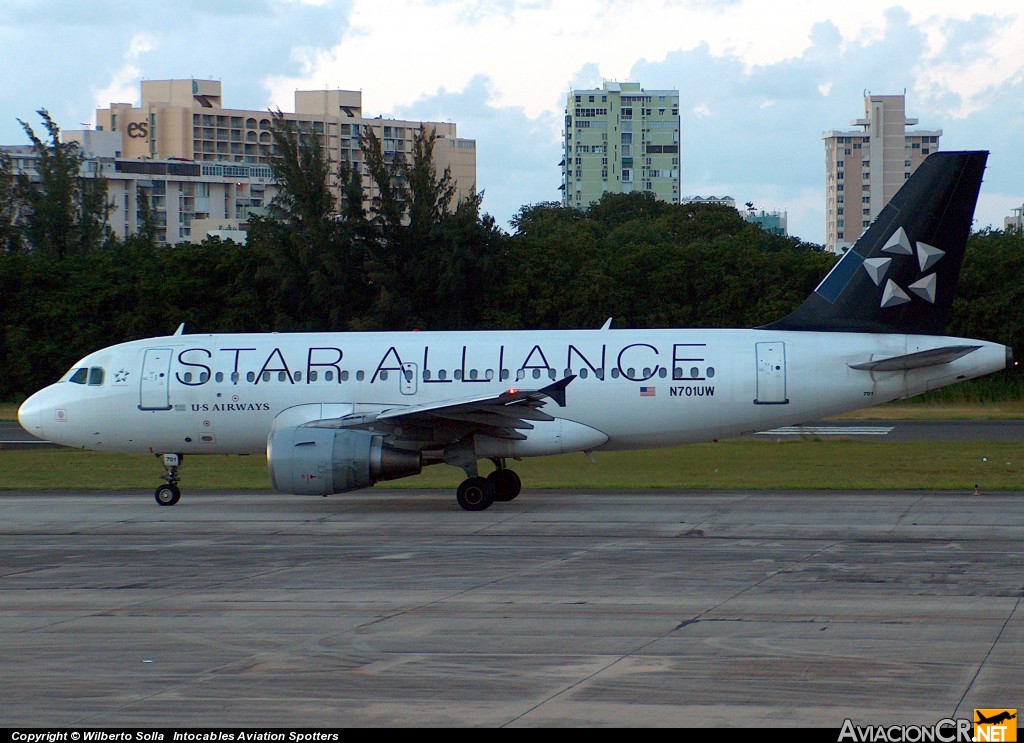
[[154, 453, 183, 506], [155, 483, 181, 506]]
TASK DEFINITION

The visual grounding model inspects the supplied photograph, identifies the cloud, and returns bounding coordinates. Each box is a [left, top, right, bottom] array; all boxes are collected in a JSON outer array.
[[2, 0, 1021, 244], [93, 33, 159, 109]]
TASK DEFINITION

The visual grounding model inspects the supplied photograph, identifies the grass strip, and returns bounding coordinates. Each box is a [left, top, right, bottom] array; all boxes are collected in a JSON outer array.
[[1, 440, 1021, 492]]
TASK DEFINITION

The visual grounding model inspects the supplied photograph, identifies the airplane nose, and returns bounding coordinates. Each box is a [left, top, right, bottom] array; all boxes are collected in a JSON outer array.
[[18, 395, 44, 437]]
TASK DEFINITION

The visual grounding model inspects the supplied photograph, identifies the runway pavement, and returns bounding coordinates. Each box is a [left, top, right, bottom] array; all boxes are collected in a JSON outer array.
[[1, 489, 1021, 727]]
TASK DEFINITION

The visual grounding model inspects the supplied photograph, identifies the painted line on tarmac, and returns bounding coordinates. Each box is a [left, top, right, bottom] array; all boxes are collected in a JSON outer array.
[[755, 426, 894, 436]]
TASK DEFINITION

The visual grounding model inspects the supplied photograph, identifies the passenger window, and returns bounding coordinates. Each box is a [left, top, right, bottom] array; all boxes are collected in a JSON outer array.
[[341, 370, 349, 381], [455, 370, 463, 380], [469, 369, 478, 380], [69, 368, 88, 385], [309, 370, 318, 382], [380, 370, 389, 381], [88, 367, 104, 386], [424, 369, 432, 380], [262, 371, 271, 382], [548, 369, 556, 380], [691, 367, 699, 378], [294, 371, 302, 382], [215, 372, 224, 383], [199, 372, 209, 383], [184, 372, 193, 383], [611, 369, 620, 379], [277, 371, 287, 382], [231, 372, 239, 383], [325, 370, 334, 381], [658, 368, 667, 378], [438, 369, 447, 380], [485, 370, 494, 381], [580, 368, 589, 379], [246, 372, 255, 382], [707, 367, 716, 378], [356, 371, 365, 381], [500, 369, 509, 381], [516, 369, 525, 381], [532, 369, 540, 379]]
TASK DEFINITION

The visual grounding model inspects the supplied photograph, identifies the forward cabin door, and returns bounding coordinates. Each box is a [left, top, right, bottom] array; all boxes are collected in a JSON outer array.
[[754, 342, 789, 404], [139, 348, 173, 411]]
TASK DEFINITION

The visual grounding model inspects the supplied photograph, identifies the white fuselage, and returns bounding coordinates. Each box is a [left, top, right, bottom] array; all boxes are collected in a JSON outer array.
[[18, 328, 1009, 458]]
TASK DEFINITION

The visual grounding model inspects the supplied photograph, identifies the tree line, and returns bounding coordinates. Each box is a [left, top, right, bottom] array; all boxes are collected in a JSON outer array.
[[1, 110, 1021, 400]]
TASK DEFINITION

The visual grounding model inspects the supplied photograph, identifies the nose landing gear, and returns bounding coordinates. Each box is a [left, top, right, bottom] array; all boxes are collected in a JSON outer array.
[[154, 453, 183, 506]]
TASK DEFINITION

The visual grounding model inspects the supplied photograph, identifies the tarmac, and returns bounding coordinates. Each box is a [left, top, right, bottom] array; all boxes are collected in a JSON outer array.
[[1, 489, 1021, 728]]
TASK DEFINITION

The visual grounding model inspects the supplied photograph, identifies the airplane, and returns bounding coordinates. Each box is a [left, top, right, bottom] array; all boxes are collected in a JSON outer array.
[[17, 150, 1012, 511], [976, 711, 1017, 726]]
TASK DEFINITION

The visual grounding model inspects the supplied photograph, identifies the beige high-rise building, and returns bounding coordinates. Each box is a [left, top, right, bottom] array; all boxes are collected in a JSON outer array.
[[562, 82, 680, 209], [823, 94, 940, 253], [95, 79, 477, 214]]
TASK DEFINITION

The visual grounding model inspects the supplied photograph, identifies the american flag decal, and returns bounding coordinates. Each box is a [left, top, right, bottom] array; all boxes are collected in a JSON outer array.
[[640, 386, 656, 397]]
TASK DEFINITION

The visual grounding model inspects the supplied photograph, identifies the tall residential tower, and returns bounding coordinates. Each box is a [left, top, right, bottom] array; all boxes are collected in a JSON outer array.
[[562, 82, 680, 209], [823, 94, 940, 253]]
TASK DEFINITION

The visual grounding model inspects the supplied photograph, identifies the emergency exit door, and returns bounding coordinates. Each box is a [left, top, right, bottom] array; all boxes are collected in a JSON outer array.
[[755, 342, 788, 404]]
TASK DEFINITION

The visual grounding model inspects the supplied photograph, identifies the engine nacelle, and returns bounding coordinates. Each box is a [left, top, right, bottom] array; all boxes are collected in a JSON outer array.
[[267, 426, 422, 496]]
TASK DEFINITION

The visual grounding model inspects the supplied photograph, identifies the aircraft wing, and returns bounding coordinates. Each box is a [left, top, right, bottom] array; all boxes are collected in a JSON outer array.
[[304, 375, 576, 441], [848, 345, 980, 372]]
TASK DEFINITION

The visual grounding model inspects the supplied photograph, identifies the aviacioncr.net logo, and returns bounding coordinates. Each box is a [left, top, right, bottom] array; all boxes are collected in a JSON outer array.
[[838, 718, 973, 742]]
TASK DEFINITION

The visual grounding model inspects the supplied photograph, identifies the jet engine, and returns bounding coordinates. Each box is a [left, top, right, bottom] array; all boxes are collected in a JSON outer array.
[[268, 427, 422, 496]]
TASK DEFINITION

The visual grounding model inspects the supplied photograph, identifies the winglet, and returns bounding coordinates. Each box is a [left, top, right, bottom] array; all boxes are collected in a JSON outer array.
[[173, 323, 186, 336], [539, 375, 576, 407]]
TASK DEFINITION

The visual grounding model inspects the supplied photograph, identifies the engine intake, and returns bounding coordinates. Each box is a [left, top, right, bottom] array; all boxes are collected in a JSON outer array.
[[268, 426, 422, 495]]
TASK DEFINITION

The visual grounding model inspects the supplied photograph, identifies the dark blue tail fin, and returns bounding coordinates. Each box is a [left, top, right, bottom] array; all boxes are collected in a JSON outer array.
[[763, 151, 987, 335]]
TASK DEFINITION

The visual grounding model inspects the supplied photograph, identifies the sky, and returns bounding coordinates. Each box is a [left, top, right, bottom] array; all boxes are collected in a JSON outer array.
[[2, 0, 1022, 245]]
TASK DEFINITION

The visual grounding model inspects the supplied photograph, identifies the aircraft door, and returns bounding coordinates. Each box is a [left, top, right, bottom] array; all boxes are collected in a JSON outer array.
[[140, 348, 174, 410], [401, 362, 418, 395], [754, 342, 789, 405]]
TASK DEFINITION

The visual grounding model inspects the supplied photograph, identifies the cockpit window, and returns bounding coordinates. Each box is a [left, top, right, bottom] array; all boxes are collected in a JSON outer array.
[[88, 367, 104, 386], [69, 368, 88, 384]]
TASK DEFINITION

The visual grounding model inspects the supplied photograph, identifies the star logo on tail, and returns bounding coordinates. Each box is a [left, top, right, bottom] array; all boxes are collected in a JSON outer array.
[[863, 226, 944, 308]]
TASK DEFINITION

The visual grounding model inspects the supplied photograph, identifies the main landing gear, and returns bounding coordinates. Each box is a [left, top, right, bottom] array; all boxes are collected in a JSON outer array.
[[154, 453, 183, 506], [455, 460, 522, 512]]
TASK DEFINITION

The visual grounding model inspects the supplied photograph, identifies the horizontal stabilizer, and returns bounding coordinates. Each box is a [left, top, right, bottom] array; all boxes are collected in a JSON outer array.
[[848, 345, 980, 372]]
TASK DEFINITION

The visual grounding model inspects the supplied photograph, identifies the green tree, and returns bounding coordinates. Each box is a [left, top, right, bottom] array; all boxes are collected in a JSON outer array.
[[248, 111, 365, 330], [14, 109, 111, 257], [358, 125, 500, 330], [0, 151, 21, 252]]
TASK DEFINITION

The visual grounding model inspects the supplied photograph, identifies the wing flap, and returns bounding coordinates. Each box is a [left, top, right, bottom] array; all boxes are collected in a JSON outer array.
[[301, 376, 576, 442]]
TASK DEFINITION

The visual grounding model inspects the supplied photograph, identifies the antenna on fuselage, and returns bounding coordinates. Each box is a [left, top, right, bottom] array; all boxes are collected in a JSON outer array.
[[600, 318, 613, 330], [173, 323, 186, 336]]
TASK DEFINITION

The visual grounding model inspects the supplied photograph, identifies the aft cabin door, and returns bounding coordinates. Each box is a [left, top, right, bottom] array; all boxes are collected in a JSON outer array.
[[755, 342, 789, 405], [139, 348, 173, 410]]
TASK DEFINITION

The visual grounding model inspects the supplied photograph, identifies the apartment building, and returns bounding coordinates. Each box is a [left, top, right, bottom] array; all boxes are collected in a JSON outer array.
[[562, 81, 680, 209], [5, 129, 277, 244], [95, 79, 478, 214], [824, 94, 940, 253]]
